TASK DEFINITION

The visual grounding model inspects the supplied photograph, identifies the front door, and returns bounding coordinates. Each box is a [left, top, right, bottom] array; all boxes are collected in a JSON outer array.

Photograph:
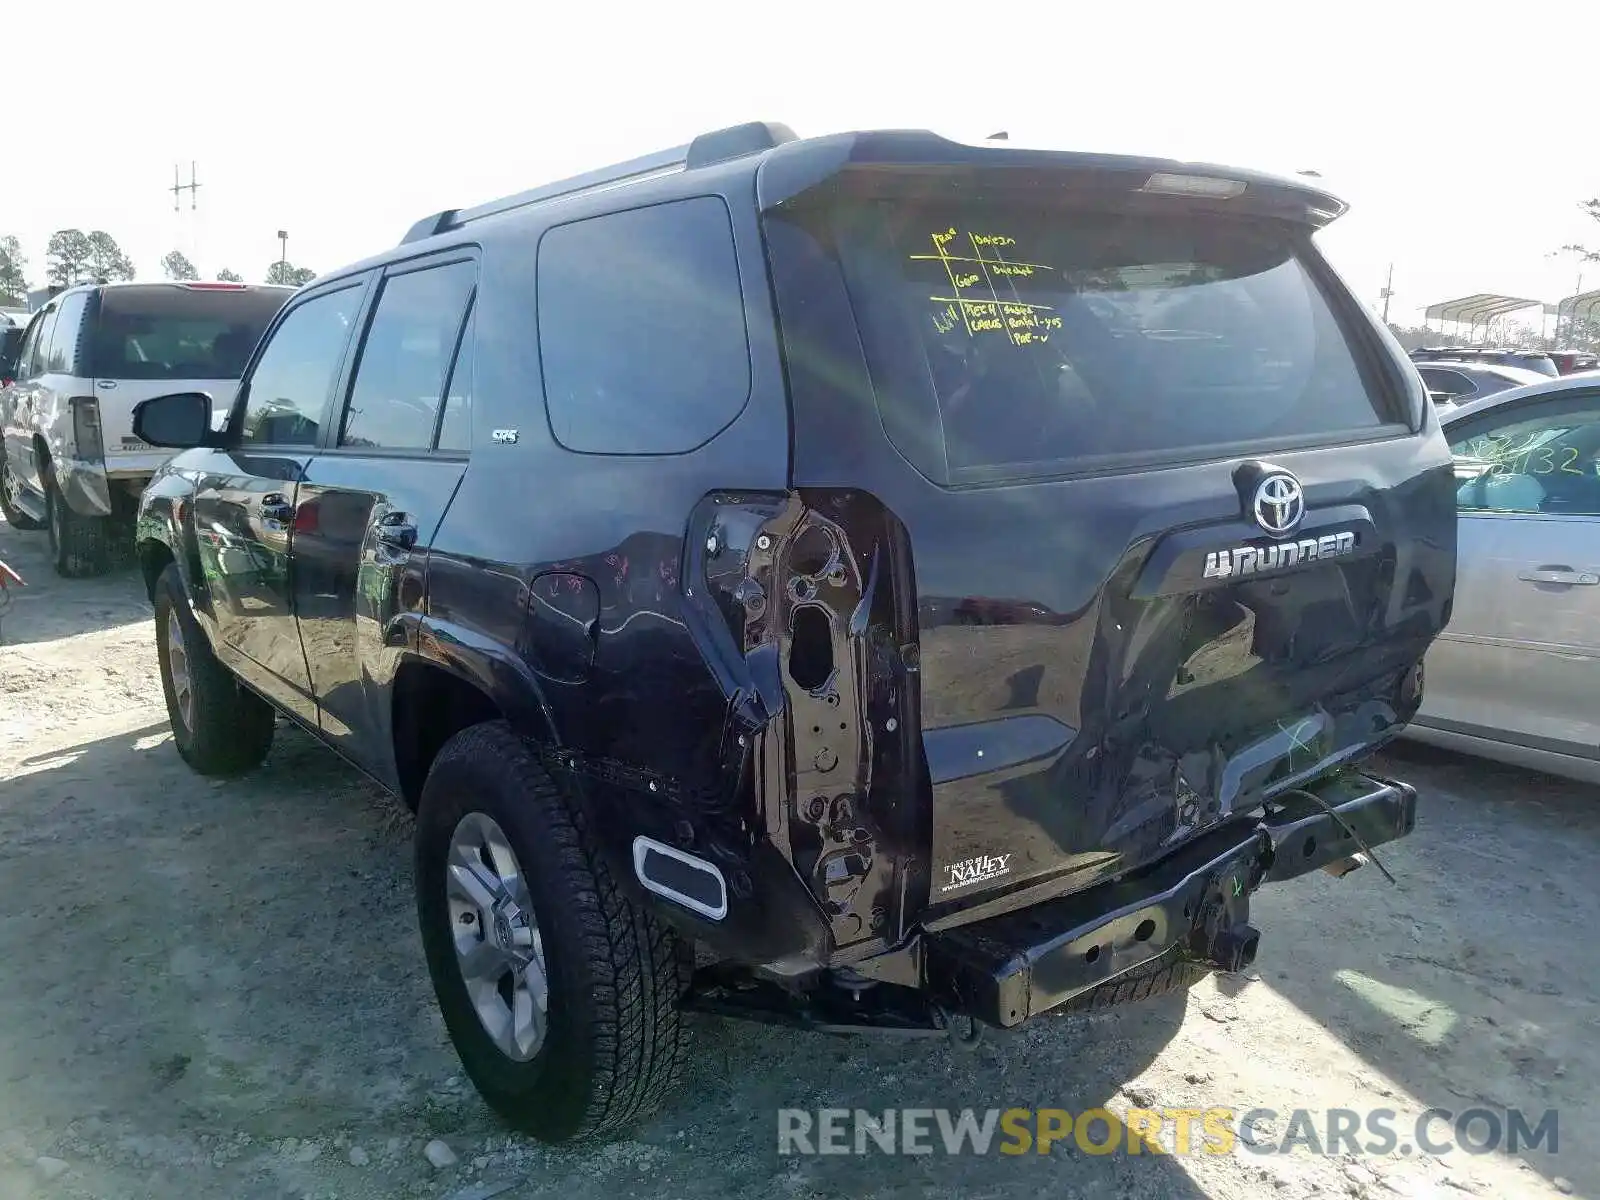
[[192, 280, 370, 723], [293, 255, 477, 779], [1423, 387, 1600, 759]]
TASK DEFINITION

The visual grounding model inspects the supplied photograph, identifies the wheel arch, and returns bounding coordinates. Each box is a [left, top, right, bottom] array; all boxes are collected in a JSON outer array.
[[134, 483, 208, 611], [391, 630, 562, 811]]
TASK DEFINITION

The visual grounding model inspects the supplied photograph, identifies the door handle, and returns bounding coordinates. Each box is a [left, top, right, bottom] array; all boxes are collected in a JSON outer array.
[[376, 512, 417, 550], [260, 494, 293, 523], [1518, 566, 1599, 586]]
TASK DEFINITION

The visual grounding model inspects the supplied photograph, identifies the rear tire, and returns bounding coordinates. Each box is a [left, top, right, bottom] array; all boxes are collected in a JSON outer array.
[[0, 453, 43, 531], [153, 562, 275, 775], [45, 472, 108, 577], [415, 722, 687, 1142]]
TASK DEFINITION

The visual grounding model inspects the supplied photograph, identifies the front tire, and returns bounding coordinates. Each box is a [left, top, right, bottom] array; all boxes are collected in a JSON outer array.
[[0, 453, 43, 531], [415, 722, 687, 1142], [153, 562, 275, 775], [45, 472, 108, 578]]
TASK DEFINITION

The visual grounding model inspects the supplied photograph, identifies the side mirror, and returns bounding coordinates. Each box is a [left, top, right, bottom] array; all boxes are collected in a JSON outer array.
[[133, 391, 217, 449]]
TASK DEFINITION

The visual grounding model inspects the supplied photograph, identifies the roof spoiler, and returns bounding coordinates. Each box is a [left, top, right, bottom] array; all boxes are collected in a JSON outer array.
[[399, 121, 798, 245]]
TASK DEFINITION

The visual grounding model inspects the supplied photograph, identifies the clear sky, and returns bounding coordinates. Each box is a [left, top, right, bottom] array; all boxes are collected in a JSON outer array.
[[5, 0, 1596, 330]]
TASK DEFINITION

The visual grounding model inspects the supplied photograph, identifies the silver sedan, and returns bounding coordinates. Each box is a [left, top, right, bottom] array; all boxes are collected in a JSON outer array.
[[1407, 371, 1600, 782]]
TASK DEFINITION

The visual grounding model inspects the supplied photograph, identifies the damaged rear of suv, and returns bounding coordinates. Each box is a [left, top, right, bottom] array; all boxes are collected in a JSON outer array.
[[131, 122, 1454, 1143]]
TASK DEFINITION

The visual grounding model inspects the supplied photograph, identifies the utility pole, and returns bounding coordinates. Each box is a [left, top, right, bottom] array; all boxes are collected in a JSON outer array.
[[1379, 263, 1394, 325], [170, 162, 201, 212], [277, 230, 288, 279], [169, 162, 203, 276]]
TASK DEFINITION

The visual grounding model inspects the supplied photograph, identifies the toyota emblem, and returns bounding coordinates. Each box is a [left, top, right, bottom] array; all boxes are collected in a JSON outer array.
[[1252, 472, 1305, 537]]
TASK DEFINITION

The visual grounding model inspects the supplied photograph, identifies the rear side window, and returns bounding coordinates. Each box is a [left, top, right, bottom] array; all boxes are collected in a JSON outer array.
[[26, 308, 57, 377], [826, 197, 1390, 480], [1419, 367, 1475, 400], [437, 302, 475, 452], [93, 286, 289, 382], [537, 196, 751, 454], [340, 260, 476, 451], [45, 291, 91, 374]]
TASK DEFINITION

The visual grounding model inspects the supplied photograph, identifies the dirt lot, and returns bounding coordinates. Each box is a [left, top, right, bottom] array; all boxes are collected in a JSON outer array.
[[1, 513, 1596, 1200]]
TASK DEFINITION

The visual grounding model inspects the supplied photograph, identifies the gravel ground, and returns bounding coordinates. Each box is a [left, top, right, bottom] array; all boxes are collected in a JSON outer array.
[[1, 513, 1595, 1200]]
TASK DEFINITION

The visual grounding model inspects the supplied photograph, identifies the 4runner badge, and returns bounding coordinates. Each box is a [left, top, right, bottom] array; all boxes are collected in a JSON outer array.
[[1203, 531, 1356, 580], [941, 853, 1013, 893]]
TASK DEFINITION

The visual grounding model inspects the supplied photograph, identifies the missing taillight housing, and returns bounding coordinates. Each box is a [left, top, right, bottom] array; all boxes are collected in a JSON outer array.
[[69, 396, 104, 460]]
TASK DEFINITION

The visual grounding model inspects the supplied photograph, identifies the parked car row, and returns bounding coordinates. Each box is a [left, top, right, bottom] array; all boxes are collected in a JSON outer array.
[[0, 282, 292, 575], [1411, 344, 1600, 377]]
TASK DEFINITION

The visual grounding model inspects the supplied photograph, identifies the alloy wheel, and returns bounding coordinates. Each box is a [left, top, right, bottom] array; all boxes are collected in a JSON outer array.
[[165, 610, 195, 732], [446, 812, 550, 1062]]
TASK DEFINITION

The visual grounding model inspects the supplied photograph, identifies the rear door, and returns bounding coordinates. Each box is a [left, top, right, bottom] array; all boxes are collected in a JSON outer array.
[[764, 165, 1455, 933], [190, 280, 369, 723], [292, 253, 477, 779], [1422, 389, 1600, 758]]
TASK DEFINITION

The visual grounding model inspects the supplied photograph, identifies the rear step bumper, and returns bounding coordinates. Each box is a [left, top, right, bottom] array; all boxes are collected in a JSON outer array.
[[924, 772, 1417, 1028]]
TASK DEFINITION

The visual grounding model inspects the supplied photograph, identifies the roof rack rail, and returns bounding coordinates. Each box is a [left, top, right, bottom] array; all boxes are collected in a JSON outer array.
[[398, 121, 797, 246], [402, 209, 460, 245]]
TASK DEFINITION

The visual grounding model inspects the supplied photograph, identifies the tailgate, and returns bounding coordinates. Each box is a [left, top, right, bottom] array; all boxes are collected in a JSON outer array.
[[760, 154, 1455, 940]]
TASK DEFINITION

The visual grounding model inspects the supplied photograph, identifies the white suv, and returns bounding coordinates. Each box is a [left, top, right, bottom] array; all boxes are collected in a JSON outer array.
[[0, 281, 292, 575]]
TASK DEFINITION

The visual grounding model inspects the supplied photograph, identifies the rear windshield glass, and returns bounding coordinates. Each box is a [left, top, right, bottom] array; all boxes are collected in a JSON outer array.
[[93, 287, 288, 381], [829, 198, 1390, 479]]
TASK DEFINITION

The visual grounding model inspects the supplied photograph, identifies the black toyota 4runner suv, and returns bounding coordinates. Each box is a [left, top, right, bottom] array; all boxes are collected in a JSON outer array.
[[132, 122, 1454, 1142]]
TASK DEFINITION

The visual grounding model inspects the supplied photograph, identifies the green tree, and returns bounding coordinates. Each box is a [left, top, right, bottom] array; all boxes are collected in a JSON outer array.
[[0, 235, 26, 305], [265, 260, 316, 287], [215, 267, 244, 283], [160, 250, 199, 281], [1564, 199, 1600, 261], [45, 229, 94, 286], [85, 231, 136, 281]]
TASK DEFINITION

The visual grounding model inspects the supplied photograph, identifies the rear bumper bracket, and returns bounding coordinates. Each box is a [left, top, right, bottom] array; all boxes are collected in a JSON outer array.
[[924, 771, 1417, 1027]]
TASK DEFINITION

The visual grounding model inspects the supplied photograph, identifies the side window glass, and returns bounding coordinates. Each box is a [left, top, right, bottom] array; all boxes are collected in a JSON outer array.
[[46, 292, 91, 374], [340, 261, 476, 451], [27, 308, 58, 377], [240, 286, 363, 447], [436, 303, 474, 452], [537, 196, 751, 454], [1451, 402, 1600, 516], [12, 320, 42, 379]]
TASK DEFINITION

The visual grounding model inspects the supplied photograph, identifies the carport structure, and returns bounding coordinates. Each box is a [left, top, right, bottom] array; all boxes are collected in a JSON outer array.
[[1424, 293, 1545, 342], [1551, 288, 1600, 343]]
